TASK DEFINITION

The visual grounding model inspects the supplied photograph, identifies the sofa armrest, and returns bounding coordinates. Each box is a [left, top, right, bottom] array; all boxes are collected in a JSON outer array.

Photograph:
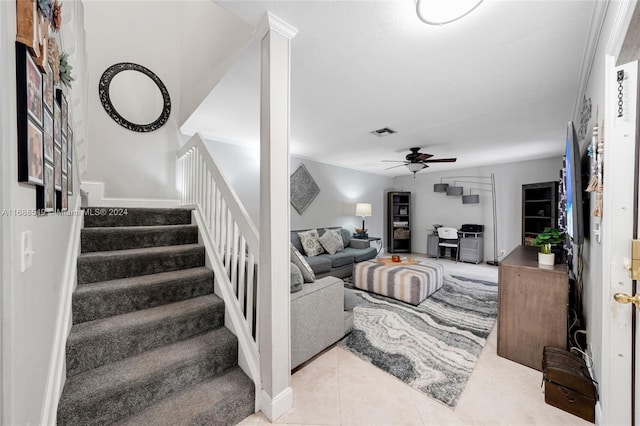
[[349, 239, 370, 249], [290, 276, 344, 369]]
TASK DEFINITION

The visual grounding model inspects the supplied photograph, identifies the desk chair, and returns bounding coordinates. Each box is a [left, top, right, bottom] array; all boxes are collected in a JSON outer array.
[[436, 227, 459, 262]]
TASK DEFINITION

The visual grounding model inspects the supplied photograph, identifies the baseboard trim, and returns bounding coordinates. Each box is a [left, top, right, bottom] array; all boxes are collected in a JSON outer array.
[[41, 196, 83, 425], [260, 387, 293, 422], [81, 181, 180, 208]]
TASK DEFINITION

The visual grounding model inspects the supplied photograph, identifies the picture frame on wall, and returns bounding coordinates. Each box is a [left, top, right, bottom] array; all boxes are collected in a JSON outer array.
[[61, 134, 67, 174], [61, 173, 68, 211], [54, 99, 61, 147], [67, 127, 73, 160], [43, 64, 54, 113], [16, 42, 45, 185], [57, 89, 68, 135], [54, 146, 62, 191], [43, 109, 53, 162], [25, 118, 44, 185], [67, 159, 73, 195], [44, 161, 55, 212], [24, 44, 43, 126]]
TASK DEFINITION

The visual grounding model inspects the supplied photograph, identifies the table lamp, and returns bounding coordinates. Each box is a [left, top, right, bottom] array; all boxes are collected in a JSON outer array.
[[355, 202, 372, 238]]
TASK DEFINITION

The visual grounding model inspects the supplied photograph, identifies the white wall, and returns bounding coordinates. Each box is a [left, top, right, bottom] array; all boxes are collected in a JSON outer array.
[[1, 2, 84, 424], [203, 139, 395, 243], [83, 1, 253, 200], [393, 157, 563, 261], [290, 157, 394, 245], [204, 138, 261, 227]]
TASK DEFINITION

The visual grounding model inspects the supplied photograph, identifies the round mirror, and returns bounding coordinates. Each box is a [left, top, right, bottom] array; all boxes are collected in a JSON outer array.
[[98, 63, 171, 132]]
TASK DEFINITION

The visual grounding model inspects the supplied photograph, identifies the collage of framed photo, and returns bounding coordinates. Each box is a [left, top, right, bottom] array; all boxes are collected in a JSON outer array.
[[17, 42, 74, 214]]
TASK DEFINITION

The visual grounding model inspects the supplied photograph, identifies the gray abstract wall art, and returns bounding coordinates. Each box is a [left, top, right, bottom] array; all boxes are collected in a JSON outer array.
[[290, 163, 320, 215]]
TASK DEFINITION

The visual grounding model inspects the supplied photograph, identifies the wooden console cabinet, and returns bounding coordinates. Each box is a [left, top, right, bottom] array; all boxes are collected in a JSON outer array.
[[497, 245, 568, 371]]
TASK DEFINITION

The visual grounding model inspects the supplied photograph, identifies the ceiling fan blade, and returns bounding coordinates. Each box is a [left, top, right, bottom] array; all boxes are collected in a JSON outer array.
[[422, 158, 457, 163], [385, 164, 408, 170], [415, 153, 433, 161], [381, 160, 408, 163]]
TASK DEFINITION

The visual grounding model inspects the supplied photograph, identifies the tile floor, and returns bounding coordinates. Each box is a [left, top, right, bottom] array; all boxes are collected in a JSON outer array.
[[238, 256, 591, 426]]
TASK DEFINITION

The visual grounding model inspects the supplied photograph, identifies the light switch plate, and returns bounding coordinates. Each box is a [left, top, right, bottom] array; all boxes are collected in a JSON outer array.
[[21, 230, 33, 272]]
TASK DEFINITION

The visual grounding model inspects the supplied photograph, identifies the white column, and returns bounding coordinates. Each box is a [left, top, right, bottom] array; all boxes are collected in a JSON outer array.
[[257, 12, 297, 422]]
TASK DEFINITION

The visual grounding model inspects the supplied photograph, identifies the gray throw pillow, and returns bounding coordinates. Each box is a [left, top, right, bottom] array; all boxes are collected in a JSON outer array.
[[290, 263, 303, 293], [318, 229, 344, 255], [297, 229, 324, 257], [290, 243, 315, 283]]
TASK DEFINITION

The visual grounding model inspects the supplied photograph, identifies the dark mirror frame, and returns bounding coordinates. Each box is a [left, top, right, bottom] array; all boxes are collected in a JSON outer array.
[[98, 62, 171, 133]]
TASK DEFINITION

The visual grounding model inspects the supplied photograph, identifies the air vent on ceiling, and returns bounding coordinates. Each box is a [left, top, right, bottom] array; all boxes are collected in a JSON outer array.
[[370, 127, 397, 137]]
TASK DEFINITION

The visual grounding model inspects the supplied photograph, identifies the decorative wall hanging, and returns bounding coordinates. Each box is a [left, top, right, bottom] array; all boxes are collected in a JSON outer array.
[[58, 51, 74, 88], [17, 0, 49, 70], [290, 163, 320, 215], [98, 62, 171, 133], [617, 70, 624, 117], [577, 96, 592, 142]]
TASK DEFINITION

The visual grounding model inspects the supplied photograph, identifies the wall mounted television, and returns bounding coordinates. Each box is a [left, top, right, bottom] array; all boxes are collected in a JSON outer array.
[[565, 121, 584, 245]]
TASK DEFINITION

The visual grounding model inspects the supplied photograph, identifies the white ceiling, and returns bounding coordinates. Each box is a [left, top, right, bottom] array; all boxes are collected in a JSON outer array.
[[182, 1, 596, 177]]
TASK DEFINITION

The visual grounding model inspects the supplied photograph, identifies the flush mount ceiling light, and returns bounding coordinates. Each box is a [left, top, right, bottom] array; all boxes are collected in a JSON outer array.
[[416, 0, 484, 26]]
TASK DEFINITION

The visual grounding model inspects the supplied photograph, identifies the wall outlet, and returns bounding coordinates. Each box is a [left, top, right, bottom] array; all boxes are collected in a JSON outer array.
[[21, 230, 34, 272], [499, 249, 505, 257]]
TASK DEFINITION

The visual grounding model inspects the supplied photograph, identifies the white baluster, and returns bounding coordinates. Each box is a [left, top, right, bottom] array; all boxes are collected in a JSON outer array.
[[247, 251, 256, 339], [231, 222, 239, 295]]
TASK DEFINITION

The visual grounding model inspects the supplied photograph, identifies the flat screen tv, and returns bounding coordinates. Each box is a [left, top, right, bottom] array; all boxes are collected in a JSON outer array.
[[565, 121, 584, 245]]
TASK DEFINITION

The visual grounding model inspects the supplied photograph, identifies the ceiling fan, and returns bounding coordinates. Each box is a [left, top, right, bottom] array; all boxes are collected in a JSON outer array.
[[382, 147, 457, 177]]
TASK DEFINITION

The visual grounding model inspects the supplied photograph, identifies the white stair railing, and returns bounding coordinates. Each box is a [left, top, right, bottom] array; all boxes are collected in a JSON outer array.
[[178, 133, 260, 386]]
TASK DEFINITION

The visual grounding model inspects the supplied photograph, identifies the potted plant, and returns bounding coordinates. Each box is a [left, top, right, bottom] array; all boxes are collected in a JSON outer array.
[[533, 227, 565, 266]]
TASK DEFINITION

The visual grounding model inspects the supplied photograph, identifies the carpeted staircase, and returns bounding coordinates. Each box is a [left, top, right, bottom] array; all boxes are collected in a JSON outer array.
[[56, 207, 255, 425]]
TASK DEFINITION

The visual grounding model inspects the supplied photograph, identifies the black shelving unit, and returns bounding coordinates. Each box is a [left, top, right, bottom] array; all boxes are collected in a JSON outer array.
[[387, 191, 411, 253], [522, 181, 559, 246]]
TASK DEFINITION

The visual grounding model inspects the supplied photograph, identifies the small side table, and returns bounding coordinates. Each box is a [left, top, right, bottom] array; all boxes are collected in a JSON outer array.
[[352, 236, 383, 254]]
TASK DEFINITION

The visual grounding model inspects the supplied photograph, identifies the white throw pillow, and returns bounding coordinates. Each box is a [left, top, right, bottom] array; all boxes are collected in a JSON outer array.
[[318, 229, 344, 255], [290, 243, 315, 283], [297, 229, 324, 257]]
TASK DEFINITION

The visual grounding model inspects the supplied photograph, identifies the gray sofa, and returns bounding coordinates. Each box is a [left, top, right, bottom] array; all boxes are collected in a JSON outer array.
[[290, 227, 377, 279], [290, 275, 353, 369]]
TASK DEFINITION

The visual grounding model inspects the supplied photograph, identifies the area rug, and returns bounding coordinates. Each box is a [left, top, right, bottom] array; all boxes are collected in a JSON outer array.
[[340, 273, 498, 408]]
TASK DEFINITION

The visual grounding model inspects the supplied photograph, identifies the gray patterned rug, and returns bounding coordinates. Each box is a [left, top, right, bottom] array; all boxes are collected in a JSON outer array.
[[340, 273, 498, 408]]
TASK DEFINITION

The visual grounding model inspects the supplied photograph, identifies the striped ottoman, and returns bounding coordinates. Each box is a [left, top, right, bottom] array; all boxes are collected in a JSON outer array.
[[352, 261, 444, 305]]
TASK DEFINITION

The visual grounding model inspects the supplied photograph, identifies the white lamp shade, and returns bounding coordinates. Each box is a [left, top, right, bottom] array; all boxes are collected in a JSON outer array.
[[416, 0, 484, 25], [406, 163, 425, 173], [355, 202, 372, 217]]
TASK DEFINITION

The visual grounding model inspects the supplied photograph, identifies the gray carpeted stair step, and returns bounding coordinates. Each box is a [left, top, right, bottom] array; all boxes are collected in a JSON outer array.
[[81, 224, 199, 253], [83, 207, 192, 228], [77, 244, 205, 285], [66, 294, 224, 377], [72, 267, 214, 324], [114, 367, 255, 426], [57, 328, 238, 426]]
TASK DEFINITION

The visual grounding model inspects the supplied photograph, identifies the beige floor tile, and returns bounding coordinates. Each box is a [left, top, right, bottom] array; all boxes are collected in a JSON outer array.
[[273, 348, 341, 425], [336, 347, 424, 426], [238, 257, 592, 426]]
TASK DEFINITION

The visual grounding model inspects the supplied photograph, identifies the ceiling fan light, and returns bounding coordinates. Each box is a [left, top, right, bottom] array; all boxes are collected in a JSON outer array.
[[446, 186, 463, 196], [462, 194, 480, 204], [434, 183, 449, 192], [406, 163, 425, 173], [416, 0, 484, 26]]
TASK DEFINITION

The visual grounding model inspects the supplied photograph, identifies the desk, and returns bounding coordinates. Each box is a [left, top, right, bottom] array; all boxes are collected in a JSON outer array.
[[352, 236, 382, 254]]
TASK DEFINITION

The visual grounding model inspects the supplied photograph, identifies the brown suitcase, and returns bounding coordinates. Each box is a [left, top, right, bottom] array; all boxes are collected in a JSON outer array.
[[542, 346, 597, 423]]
